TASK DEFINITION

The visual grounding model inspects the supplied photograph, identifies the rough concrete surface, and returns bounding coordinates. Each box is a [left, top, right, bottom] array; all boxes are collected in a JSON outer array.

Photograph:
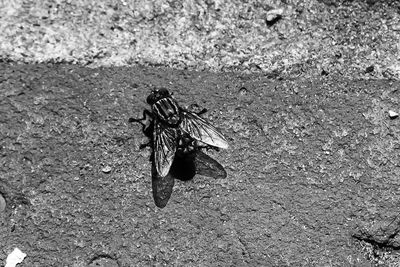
[[1, 0, 400, 79], [1, 0, 400, 266], [1, 63, 400, 266]]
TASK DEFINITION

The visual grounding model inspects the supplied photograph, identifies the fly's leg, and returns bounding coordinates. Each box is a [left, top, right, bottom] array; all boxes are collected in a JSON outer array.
[[196, 108, 207, 116], [139, 142, 151, 149], [129, 109, 154, 148], [129, 109, 153, 134], [129, 109, 153, 126], [187, 104, 208, 116]]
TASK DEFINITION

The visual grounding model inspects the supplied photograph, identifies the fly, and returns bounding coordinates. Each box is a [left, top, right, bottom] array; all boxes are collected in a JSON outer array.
[[130, 88, 229, 178], [129, 88, 229, 208]]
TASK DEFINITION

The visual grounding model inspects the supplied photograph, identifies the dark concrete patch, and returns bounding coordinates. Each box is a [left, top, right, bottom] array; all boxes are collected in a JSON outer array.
[[1, 63, 400, 265]]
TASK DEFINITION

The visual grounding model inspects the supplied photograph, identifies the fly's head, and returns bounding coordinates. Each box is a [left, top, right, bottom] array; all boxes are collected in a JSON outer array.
[[146, 88, 172, 105]]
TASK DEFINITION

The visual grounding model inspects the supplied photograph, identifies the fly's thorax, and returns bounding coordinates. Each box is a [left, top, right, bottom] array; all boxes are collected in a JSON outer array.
[[152, 97, 181, 126]]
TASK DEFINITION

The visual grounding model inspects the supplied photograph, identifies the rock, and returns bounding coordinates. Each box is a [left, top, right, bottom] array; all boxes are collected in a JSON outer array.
[[388, 110, 399, 119], [266, 8, 284, 25], [102, 166, 112, 173], [5, 248, 27, 267], [0, 193, 6, 213]]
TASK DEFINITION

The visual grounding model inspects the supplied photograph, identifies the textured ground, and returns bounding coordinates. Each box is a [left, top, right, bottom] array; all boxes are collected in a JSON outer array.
[[1, 0, 400, 266], [1, 63, 400, 266], [0, 0, 400, 79]]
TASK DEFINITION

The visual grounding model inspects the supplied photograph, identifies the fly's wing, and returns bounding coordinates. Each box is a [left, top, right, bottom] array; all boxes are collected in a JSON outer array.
[[151, 160, 175, 208], [180, 111, 229, 149], [153, 121, 177, 177], [194, 151, 227, 179]]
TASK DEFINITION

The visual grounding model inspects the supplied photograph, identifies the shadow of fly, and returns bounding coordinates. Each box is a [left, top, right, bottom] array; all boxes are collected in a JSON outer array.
[[129, 88, 229, 208]]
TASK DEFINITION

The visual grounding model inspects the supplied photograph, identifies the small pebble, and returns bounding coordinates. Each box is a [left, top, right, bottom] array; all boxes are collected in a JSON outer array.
[[102, 166, 112, 173], [5, 248, 26, 267], [0, 193, 6, 212], [388, 110, 399, 119], [266, 8, 284, 23], [238, 87, 248, 95]]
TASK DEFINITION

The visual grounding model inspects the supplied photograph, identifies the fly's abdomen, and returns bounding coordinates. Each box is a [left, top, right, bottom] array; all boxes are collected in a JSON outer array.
[[153, 97, 181, 125]]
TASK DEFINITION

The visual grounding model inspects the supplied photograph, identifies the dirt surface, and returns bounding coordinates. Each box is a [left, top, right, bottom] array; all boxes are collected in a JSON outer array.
[[1, 63, 400, 266]]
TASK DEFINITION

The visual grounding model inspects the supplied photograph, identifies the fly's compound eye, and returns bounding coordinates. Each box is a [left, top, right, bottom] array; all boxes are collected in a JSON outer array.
[[147, 88, 171, 104], [158, 88, 169, 95], [146, 91, 157, 105], [158, 88, 171, 98]]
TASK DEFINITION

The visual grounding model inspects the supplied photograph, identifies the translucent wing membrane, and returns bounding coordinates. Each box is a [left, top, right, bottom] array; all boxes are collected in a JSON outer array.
[[180, 111, 229, 149], [154, 120, 177, 177]]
